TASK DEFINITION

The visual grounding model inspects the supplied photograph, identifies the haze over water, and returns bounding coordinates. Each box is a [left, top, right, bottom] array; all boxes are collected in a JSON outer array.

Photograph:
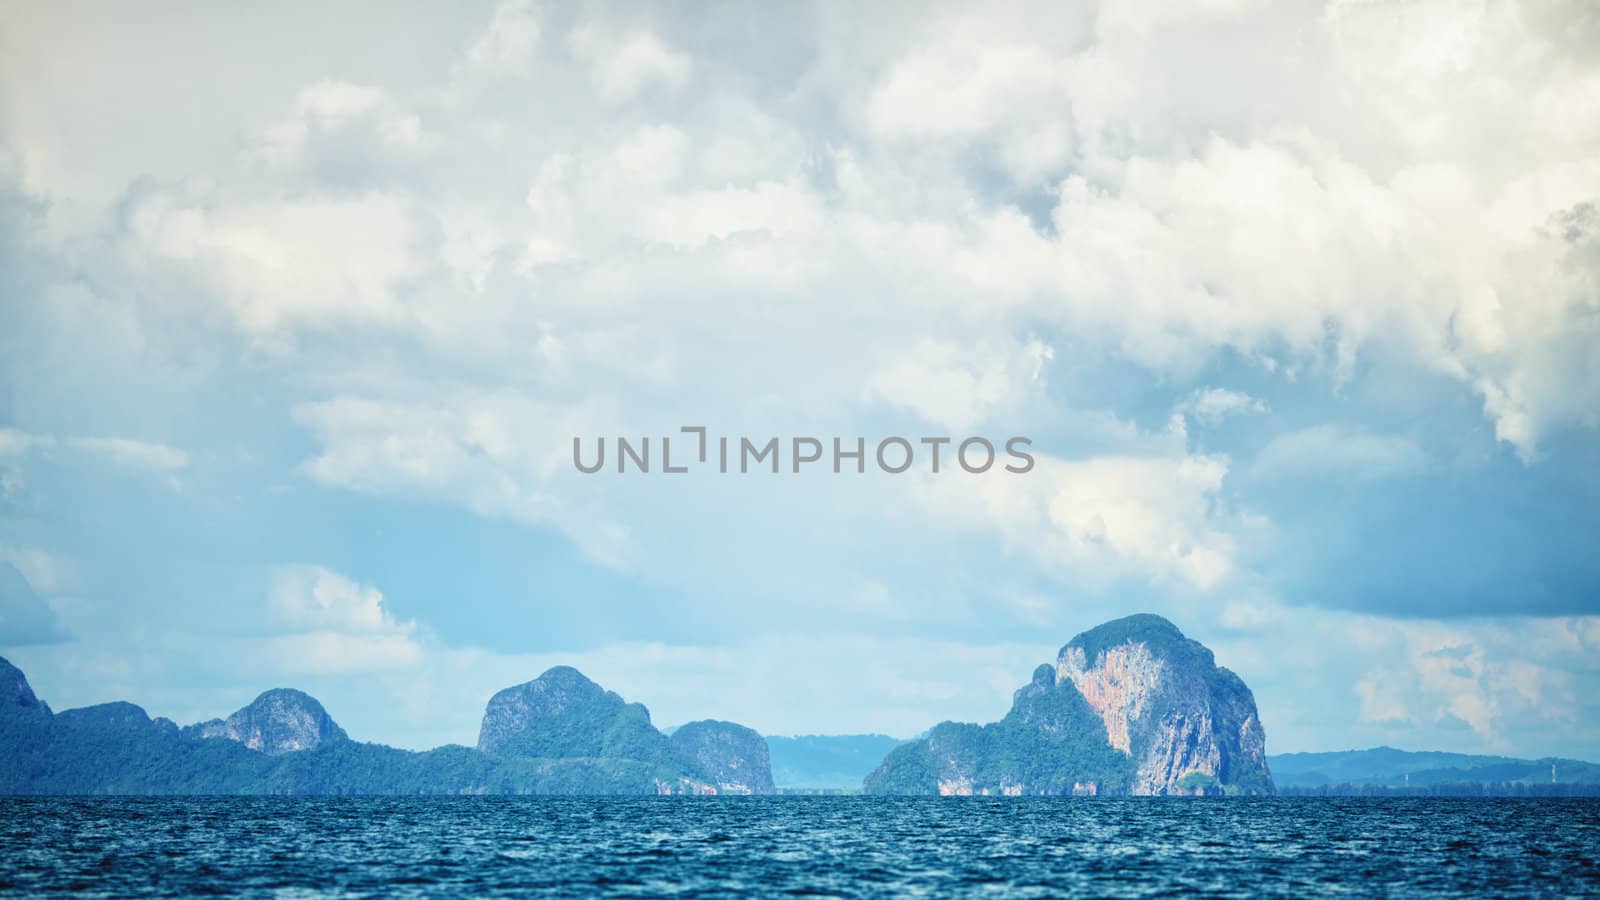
[[4, 796, 1597, 897]]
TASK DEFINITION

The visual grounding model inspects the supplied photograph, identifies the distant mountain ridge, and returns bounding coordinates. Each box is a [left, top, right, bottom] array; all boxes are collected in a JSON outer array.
[[1270, 747, 1600, 795], [865, 615, 1275, 796], [0, 656, 773, 795], [8, 644, 1598, 798], [765, 734, 906, 790]]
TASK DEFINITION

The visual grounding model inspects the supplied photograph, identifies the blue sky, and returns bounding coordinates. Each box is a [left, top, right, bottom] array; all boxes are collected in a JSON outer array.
[[1, 0, 1598, 759]]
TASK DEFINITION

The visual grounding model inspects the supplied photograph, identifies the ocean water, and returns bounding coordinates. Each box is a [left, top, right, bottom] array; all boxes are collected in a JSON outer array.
[[3, 797, 1596, 897]]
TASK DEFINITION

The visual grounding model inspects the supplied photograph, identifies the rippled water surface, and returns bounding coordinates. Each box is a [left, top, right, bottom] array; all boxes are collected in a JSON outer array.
[[3, 796, 1597, 897]]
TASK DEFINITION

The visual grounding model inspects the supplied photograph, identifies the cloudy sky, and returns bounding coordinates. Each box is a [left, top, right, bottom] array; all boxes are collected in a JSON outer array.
[[1, 0, 1597, 759]]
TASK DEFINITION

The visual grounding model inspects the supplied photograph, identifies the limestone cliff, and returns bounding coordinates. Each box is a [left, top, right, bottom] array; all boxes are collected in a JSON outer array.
[[185, 689, 348, 755], [864, 614, 1274, 796], [671, 720, 776, 794], [1057, 614, 1272, 795]]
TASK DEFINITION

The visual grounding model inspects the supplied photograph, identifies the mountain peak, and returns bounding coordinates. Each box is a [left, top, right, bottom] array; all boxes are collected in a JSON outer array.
[[476, 666, 631, 755], [867, 614, 1274, 796], [526, 665, 609, 700], [189, 688, 347, 755], [1061, 613, 1195, 664], [0, 656, 49, 716]]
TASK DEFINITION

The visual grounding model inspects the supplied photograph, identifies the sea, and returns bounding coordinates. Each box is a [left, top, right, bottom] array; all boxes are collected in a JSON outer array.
[[3, 796, 1596, 897]]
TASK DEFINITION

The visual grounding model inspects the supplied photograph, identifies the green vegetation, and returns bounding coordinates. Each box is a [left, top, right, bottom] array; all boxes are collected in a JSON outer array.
[[1176, 771, 1219, 792], [863, 667, 1136, 795], [864, 616, 1279, 797], [1064, 614, 1201, 668], [0, 657, 758, 795], [1, 707, 693, 795]]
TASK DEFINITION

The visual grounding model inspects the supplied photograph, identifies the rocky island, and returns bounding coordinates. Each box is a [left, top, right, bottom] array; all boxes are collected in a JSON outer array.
[[0, 657, 773, 795], [864, 614, 1276, 795], [3, 614, 1277, 796]]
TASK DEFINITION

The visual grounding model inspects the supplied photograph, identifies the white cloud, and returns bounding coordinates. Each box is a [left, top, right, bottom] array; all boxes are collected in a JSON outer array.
[[637, 180, 825, 249], [0, 429, 188, 473], [0, 428, 51, 456], [0, 561, 67, 645], [612, 123, 688, 183], [127, 188, 425, 339], [914, 442, 1239, 592], [467, 0, 542, 76], [2, 0, 1599, 753], [20, 0, 1592, 461], [1353, 674, 1411, 726], [252, 81, 430, 172], [66, 437, 189, 472], [1339, 615, 1596, 744], [1254, 425, 1425, 481], [1176, 387, 1268, 425], [0, 546, 72, 595], [863, 36, 1074, 182], [567, 28, 691, 103], [266, 566, 423, 674], [1199, 602, 1600, 756], [865, 338, 1053, 432], [291, 392, 632, 567]]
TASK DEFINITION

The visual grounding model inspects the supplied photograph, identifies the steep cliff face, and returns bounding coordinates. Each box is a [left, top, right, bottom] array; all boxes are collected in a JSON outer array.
[[186, 689, 348, 755], [1057, 615, 1272, 795], [671, 720, 776, 794], [1, 656, 50, 719], [864, 614, 1274, 796], [1056, 642, 1160, 754]]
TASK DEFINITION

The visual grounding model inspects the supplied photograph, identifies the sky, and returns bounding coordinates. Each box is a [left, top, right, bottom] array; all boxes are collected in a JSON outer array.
[[1, 0, 1597, 759]]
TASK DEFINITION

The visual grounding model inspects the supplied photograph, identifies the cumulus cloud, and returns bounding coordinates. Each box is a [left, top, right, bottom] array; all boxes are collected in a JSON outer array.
[[466, 0, 542, 76], [251, 81, 430, 175], [265, 567, 423, 674], [0, 547, 71, 595], [21, 0, 1591, 460], [566, 27, 691, 102], [865, 337, 1054, 431], [0, 562, 67, 645], [291, 391, 633, 567], [2, 0, 1598, 750], [914, 432, 1239, 593], [1198, 601, 1600, 756], [1341, 614, 1598, 746], [1176, 387, 1267, 425], [126, 187, 425, 340]]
